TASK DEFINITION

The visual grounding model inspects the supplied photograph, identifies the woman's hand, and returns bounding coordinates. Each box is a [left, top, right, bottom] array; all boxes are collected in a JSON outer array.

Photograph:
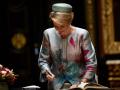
[[81, 78, 88, 83], [69, 84, 78, 89], [69, 83, 79, 89], [69, 78, 88, 89], [45, 70, 55, 81]]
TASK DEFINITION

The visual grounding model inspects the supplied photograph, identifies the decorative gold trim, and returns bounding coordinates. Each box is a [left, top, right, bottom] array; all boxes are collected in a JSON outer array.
[[85, 0, 96, 47], [100, 0, 120, 54], [11, 33, 26, 49], [108, 77, 120, 81]]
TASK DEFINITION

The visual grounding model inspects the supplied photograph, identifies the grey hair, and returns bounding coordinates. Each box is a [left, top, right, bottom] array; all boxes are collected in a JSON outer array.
[[49, 11, 74, 24]]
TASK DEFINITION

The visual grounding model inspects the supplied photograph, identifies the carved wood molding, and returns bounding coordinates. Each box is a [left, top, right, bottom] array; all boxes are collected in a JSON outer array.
[[85, 0, 96, 47], [100, 0, 120, 54]]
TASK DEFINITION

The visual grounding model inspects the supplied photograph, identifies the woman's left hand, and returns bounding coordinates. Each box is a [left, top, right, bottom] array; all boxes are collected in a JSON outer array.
[[81, 78, 88, 83], [69, 83, 79, 89]]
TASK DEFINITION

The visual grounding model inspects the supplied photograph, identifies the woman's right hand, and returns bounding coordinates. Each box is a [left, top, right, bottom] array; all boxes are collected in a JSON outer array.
[[45, 70, 55, 81]]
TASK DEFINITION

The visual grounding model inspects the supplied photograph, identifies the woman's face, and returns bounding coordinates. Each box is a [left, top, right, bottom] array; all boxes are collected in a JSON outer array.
[[52, 19, 70, 39]]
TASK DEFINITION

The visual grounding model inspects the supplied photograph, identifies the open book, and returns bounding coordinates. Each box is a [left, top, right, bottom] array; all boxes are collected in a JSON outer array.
[[69, 82, 109, 90]]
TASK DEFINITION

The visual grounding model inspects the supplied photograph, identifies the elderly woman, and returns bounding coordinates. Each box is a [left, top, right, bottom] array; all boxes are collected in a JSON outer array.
[[38, 3, 97, 90]]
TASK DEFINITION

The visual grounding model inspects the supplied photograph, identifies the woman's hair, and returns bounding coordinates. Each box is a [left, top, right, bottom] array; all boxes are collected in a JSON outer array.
[[49, 11, 74, 24]]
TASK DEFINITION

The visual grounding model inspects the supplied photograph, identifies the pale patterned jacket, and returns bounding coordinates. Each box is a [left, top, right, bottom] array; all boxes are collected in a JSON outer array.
[[38, 27, 97, 90]]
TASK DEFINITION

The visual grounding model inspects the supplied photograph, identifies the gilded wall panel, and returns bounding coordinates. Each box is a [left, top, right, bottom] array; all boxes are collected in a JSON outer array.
[[100, 0, 120, 54]]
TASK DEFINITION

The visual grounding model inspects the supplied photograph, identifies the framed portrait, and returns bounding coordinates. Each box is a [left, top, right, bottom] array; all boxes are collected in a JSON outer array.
[[98, 0, 120, 55]]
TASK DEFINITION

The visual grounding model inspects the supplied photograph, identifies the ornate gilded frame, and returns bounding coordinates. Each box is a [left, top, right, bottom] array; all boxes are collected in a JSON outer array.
[[99, 0, 120, 54], [85, 0, 96, 47]]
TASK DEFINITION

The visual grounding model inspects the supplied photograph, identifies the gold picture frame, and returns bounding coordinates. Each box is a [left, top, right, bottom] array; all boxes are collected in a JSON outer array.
[[99, 0, 120, 54], [85, 0, 96, 47]]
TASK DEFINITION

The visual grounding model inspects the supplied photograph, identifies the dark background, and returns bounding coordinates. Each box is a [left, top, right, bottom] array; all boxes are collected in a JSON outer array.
[[0, 0, 120, 89]]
